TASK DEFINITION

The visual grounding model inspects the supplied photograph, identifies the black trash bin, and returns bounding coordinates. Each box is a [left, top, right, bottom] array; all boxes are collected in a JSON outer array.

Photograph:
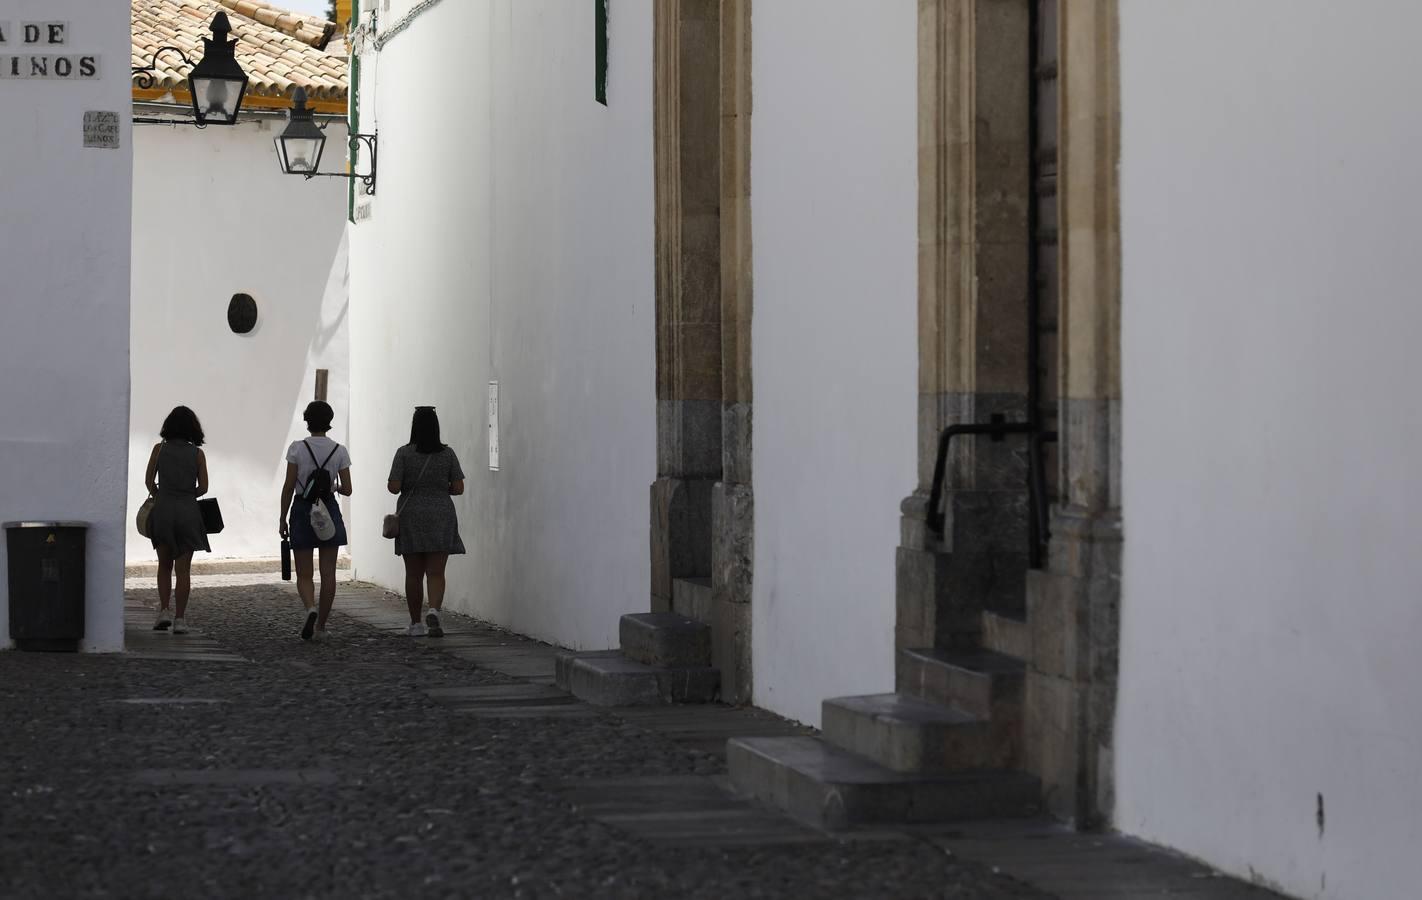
[[4, 521, 87, 651]]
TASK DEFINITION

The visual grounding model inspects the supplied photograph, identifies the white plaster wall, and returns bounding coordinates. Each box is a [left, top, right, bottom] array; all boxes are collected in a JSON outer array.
[[750, 1, 918, 726], [348, 0, 654, 649], [128, 119, 349, 563], [1117, 4, 1422, 897], [0, 1, 132, 650]]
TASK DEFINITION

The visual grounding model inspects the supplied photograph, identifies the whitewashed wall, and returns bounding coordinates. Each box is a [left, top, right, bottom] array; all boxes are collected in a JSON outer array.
[[348, 1, 654, 648], [0, 1, 132, 650], [1117, 4, 1422, 898], [127, 119, 349, 563], [750, 1, 918, 726]]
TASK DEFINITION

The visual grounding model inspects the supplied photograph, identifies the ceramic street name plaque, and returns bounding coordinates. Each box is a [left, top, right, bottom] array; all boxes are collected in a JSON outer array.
[[83, 111, 120, 150], [0, 21, 100, 80]]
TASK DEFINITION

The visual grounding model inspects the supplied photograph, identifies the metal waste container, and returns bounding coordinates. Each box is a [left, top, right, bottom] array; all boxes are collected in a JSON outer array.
[[4, 521, 86, 651]]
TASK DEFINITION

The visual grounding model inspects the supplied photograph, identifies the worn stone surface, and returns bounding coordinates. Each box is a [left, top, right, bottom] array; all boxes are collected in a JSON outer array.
[[727, 736, 1041, 830], [711, 594, 752, 706], [0, 581, 1066, 899], [672, 576, 714, 624], [650, 476, 715, 610], [563, 652, 720, 707], [981, 610, 1030, 660], [898, 649, 1025, 721], [710, 479, 753, 611], [820, 693, 995, 773], [619, 612, 712, 668]]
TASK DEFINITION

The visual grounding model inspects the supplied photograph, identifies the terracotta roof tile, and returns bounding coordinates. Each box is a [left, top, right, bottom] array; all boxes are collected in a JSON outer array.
[[132, 0, 347, 105]]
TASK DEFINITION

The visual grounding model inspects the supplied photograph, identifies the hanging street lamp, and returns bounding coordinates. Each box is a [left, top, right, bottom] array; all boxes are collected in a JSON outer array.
[[131, 12, 249, 127], [276, 87, 378, 196], [186, 12, 248, 126]]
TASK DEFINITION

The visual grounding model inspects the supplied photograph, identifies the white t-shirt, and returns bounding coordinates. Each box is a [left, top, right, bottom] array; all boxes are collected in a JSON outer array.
[[286, 436, 352, 494]]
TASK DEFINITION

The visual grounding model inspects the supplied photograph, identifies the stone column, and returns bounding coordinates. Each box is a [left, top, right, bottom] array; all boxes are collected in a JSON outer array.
[[899, 0, 1034, 664], [652, 0, 723, 612], [1023, 0, 1122, 827], [710, 0, 754, 704]]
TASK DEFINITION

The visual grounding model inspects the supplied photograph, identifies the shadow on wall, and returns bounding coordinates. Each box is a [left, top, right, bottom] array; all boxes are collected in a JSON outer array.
[[127, 227, 350, 563]]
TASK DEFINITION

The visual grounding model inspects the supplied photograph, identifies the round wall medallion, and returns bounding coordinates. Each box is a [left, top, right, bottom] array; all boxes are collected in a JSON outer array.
[[227, 293, 258, 334]]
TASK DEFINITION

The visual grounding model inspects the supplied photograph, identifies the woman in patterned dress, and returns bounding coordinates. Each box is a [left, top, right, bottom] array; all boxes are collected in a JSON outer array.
[[143, 405, 211, 634], [387, 406, 465, 637]]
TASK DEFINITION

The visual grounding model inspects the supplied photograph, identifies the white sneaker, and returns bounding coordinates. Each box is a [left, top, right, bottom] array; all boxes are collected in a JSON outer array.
[[171, 618, 188, 635], [312, 628, 328, 642], [152, 610, 172, 631], [405, 622, 428, 637], [425, 610, 444, 638]]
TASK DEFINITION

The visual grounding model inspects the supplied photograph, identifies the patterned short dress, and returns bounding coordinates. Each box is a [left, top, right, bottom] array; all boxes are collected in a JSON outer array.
[[388, 444, 466, 556], [148, 441, 211, 555]]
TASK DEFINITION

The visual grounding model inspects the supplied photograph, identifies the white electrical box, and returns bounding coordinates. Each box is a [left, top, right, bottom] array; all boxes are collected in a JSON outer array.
[[487, 381, 500, 471]]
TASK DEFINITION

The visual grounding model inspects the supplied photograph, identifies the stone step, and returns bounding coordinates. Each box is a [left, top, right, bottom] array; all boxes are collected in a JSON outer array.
[[672, 577, 713, 623], [898, 648, 1024, 720], [620, 612, 712, 668], [556, 650, 719, 707], [821, 693, 1005, 773], [554, 650, 621, 692], [981, 610, 1030, 660], [727, 735, 1040, 830]]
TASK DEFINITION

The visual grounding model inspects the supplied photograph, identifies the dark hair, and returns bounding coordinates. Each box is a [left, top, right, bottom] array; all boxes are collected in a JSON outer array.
[[160, 406, 205, 446], [304, 400, 335, 433], [410, 406, 445, 454]]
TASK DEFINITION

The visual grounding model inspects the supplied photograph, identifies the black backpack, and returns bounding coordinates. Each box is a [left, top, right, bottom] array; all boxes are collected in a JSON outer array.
[[300, 440, 340, 501]]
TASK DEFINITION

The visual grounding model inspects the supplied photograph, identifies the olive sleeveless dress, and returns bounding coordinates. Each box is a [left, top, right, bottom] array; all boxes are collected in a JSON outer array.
[[148, 442, 210, 555]]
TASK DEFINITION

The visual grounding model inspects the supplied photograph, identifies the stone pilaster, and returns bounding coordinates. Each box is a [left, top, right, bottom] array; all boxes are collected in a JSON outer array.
[[710, 0, 754, 704], [1023, 0, 1121, 828], [653, 0, 754, 704], [899, 0, 1034, 661]]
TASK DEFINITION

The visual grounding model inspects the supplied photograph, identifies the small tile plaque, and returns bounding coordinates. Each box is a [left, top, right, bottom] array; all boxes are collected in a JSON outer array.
[[82, 110, 119, 149]]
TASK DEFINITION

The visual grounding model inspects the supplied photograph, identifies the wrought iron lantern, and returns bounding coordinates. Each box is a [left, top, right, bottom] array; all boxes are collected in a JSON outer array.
[[276, 87, 379, 195], [131, 12, 248, 127], [186, 12, 248, 126], [274, 88, 327, 175]]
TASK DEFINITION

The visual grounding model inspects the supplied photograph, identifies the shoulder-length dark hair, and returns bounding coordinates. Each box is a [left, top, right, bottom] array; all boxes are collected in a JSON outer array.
[[160, 406, 205, 446], [410, 406, 445, 454]]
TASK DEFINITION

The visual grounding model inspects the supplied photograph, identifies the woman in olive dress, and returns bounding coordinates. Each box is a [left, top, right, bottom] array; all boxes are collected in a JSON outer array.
[[143, 406, 211, 634], [387, 406, 465, 637]]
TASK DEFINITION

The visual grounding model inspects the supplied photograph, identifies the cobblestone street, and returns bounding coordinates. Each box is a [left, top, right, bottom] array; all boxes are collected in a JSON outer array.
[[0, 579, 1277, 900], [0, 579, 1050, 900]]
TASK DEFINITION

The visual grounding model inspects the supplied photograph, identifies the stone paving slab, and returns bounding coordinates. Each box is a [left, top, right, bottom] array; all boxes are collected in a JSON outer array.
[[123, 601, 249, 664], [132, 768, 340, 787], [922, 820, 1284, 899]]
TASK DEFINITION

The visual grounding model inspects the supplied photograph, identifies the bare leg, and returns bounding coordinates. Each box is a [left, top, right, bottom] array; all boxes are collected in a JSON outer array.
[[316, 546, 339, 628], [425, 553, 449, 611], [403, 553, 426, 623], [174, 551, 194, 618], [155, 546, 173, 612], [294, 549, 316, 611]]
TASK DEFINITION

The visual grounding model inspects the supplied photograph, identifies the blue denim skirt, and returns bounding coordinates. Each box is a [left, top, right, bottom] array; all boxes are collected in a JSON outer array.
[[288, 497, 349, 550]]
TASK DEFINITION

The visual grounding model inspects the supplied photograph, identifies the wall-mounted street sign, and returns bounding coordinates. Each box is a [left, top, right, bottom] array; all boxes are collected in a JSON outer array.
[[0, 21, 100, 80], [82, 111, 119, 149]]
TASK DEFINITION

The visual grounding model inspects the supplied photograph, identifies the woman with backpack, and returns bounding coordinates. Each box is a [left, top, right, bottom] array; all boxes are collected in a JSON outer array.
[[386, 406, 465, 637], [142, 405, 211, 634], [279, 400, 352, 641]]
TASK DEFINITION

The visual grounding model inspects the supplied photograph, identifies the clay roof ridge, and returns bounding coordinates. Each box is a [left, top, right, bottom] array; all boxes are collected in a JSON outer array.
[[214, 0, 336, 49]]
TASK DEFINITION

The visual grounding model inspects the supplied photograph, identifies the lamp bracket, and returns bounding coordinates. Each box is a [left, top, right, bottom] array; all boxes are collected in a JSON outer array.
[[299, 132, 379, 196], [131, 46, 208, 127]]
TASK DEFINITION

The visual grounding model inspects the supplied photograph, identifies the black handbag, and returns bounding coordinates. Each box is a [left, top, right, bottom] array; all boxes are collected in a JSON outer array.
[[198, 497, 224, 534]]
